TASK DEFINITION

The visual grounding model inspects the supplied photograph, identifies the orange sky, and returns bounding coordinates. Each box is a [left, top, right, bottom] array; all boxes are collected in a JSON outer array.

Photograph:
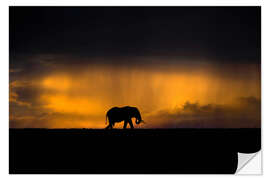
[[9, 58, 261, 128]]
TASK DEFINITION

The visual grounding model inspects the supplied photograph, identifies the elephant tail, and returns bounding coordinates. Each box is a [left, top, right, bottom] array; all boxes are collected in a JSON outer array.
[[105, 114, 108, 124]]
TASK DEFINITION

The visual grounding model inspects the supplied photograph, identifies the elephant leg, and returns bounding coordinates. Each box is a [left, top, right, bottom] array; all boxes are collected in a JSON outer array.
[[123, 120, 128, 129], [105, 124, 111, 129], [106, 121, 113, 129], [128, 119, 134, 129]]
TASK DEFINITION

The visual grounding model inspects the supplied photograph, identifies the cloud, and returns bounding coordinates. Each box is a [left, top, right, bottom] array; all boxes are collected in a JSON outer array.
[[145, 97, 261, 128], [9, 81, 32, 107], [10, 68, 22, 73]]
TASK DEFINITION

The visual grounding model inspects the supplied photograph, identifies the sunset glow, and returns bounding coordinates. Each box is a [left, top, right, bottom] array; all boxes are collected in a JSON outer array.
[[10, 59, 260, 128]]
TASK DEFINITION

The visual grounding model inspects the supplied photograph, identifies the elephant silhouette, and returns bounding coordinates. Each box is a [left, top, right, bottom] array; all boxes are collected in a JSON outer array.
[[105, 106, 144, 129]]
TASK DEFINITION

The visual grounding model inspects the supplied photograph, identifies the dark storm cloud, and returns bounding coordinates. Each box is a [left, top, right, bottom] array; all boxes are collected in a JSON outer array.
[[9, 7, 261, 86], [9, 53, 261, 91], [10, 79, 45, 104], [10, 7, 260, 64], [146, 97, 261, 128], [9, 54, 55, 84]]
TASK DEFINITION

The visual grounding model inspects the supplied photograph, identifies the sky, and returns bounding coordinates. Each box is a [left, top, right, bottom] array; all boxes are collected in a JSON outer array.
[[9, 7, 261, 128]]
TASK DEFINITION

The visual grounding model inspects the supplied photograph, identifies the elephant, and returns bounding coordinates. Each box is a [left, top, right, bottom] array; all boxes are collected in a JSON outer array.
[[105, 106, 144, 129]]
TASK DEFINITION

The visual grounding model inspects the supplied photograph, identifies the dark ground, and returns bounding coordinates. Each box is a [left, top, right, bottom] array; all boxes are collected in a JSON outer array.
[[9, 128, 261, 174]]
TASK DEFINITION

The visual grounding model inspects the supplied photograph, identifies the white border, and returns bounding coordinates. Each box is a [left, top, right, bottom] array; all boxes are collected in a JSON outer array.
[[2, 0, 268, 179]]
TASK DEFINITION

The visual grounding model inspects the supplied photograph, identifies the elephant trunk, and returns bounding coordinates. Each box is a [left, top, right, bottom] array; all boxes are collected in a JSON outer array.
[[135, 118, 140, 124], [135, 108, 144, 124], [135, 118, 144, 124]]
